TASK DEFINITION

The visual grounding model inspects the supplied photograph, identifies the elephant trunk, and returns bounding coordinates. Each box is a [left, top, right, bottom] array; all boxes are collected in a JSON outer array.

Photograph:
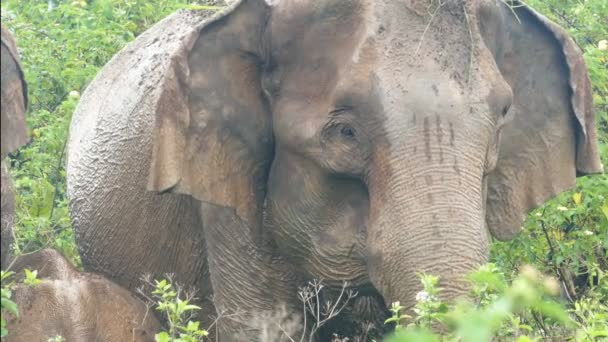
[[367, 160, 490, 311]]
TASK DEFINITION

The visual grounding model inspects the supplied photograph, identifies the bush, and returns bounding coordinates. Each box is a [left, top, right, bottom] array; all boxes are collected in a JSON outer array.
[[138, 275, 210, 342], [385, 265, 607, 341]]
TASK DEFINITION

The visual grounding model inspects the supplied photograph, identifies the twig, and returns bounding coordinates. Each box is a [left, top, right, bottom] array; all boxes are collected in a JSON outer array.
[[4, 243, 50, 272], [414, 0, 444, 56], [500, 0, 523, 24], [539, 212, 557, 257], [299, 298, 308, 342], [277, 323, 297, 342], [297, 280, 357, 342], [538, 213, 577, 302], [47, 129, 69, 221], [462, 3, 475, 85], [531, 311, 548, 337]]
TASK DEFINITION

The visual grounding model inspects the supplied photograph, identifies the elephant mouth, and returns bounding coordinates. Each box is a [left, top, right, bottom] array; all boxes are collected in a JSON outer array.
[[315, 284, 391, 340]]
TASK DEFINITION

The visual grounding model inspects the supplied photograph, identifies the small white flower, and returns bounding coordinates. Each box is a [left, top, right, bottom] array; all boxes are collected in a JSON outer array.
[[416, 291, 430, 302], [598, 40, 607, 51], [584, 230, 594, 236], [69, 90, 80, 98]]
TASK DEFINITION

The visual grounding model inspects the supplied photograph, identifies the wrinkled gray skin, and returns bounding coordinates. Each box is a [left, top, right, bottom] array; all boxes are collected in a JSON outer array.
[[3, 249, 161, 341], [1, 25, 28, 269], [67, 0, 603, 340]]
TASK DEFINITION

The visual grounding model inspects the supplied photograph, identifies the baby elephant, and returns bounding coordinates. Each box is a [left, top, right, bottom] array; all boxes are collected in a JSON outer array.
[[3, 249, 161, 342]]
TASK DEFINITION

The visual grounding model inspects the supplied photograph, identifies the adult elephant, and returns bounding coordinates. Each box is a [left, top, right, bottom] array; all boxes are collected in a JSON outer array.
[[67, 0, 603, 340], [1, 25, 28, 269]]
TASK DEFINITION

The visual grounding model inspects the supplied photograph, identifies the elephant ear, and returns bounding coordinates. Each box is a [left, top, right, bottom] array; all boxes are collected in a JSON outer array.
[[147, 0, 272, 223], [1, 25, 28, 159], [480, 1, 603, 240]]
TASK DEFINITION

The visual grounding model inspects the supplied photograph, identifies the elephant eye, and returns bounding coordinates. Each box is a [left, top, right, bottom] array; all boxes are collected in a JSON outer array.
[[324, 108, 359, 142], [340, 124, 356, 138], [501, 104, 511, 117]]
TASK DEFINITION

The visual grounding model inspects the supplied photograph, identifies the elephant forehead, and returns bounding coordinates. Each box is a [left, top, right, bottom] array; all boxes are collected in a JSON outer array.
[[268, 0, 476, 95], [269, 0, 368, 63]]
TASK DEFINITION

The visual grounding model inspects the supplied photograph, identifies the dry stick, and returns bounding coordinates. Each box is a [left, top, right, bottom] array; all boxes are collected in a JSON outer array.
[[414, 0, 444, 56], [48, 129, 69, 223], [462, 3, 475, 85], [360, 322, 373, 342], [208, 309, 242, 342], [531, 311, 549, 337], [298, 295, 308, 342], [538, 213, 576, 303], [4, 242, 49, 272], [500, 0, 523, 24], [315, 280, 321, 328], [277, 323, 297, 342], [296, 280, 356, 342]]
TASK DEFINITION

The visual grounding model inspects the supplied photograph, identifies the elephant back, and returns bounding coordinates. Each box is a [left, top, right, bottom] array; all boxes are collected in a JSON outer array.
[[4, 249, 161, 342], [66, 9, 217, 325]]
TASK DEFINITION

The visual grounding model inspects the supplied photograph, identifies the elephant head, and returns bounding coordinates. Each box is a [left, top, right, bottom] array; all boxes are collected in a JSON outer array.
[[147, 0, 601, 317], [1, 25, 28, 269]]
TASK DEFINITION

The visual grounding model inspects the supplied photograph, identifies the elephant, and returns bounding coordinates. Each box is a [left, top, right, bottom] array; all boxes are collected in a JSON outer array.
[[3, 249, 161, 341], [1, 25, 28, 269], [66, 0, 603, 340]]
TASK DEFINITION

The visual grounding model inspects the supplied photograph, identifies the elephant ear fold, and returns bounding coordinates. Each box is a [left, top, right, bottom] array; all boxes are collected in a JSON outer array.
[[1, 25, 28, 159], [148, 0, 272, 222], [480, 1, 603, 240]]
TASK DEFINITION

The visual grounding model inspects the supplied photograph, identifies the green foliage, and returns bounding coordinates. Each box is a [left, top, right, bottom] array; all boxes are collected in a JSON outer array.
[[0, 271, 18, 338], [149, 278, 209, 342], [384, 265, 607, 341], [1, 269, 42, 337], [411, 274, 449, 329], [385, 302, 411, 330], [22, 269, 42, 287]]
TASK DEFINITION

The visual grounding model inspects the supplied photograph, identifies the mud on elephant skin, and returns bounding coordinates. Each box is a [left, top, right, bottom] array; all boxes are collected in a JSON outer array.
[[1, 25, 28, 269], [67, 0, 603, 340], [3, 249, 161, 342]]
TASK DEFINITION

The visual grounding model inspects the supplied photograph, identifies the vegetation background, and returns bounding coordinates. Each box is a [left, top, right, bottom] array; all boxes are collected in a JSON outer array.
[[1, 0, 606, 340]]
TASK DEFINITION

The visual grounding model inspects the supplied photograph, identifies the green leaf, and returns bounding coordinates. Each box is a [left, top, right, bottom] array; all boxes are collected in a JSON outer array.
[[154, 332, 170, 342], [23, 269, 42, 287], [536, 301, 572, 325], [572, 192, 582, 206], [1, 298, 19, 316], [385, 328, 440, 342], [601, 200, 608, 220]]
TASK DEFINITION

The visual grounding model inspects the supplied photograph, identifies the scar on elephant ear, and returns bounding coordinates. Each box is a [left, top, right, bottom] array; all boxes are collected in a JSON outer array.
[[480, 1, 602, 241]]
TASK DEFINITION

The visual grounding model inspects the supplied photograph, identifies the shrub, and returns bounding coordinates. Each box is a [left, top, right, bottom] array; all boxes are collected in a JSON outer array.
[[385, 264, 607, 341], [138, 275, 209, 342]]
